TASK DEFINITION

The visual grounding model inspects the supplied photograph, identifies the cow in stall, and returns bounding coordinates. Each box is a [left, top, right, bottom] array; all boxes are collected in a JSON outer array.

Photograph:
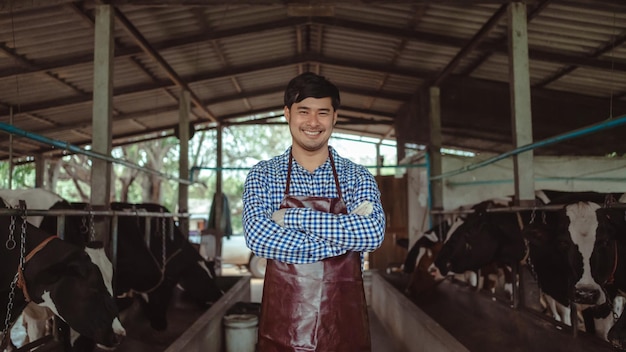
[[109, 202, 223, 331], [37, 199, 222, 332], [0, 188, 126, 351], [405, 200, 516, 300], [402, 214, 466, 297], [428, 190, 622, 342], [0, 195, 125, 351], [0, 188, 159, 351], [0, 190, 223, 347], [548, 192, 626, 349]]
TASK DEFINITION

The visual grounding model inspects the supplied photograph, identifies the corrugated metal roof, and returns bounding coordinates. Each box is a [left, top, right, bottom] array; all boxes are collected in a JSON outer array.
[[0, 0, 625, 161]]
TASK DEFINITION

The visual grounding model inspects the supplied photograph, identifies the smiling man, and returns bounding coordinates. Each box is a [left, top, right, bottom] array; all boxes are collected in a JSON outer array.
[[242, 72, 386, 351]]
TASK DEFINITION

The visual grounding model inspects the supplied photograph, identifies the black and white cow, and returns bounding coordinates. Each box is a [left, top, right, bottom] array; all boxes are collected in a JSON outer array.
[[402, 214, 466, 297], [110, 202, 223, 331], [428, 190, 623, 341], [2, 189, 223, 335], [40, 199, 221, 332], [0, 188, 157, 350], [0, 189, 122, 349], [549, 191, 626, 348], [426, 192, 561, 313], [0, 196, 125, 350]]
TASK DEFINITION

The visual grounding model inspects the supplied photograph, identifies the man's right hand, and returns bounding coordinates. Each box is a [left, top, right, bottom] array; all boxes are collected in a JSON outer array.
[[350, 201, 373, 216]]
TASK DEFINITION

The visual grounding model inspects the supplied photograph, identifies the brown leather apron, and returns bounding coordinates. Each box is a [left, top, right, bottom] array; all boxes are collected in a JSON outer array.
[[257, 150, 371, 352]]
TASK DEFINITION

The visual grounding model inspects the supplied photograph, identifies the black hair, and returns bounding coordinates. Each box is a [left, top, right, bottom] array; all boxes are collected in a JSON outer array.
[[283, 72, 340, 110]]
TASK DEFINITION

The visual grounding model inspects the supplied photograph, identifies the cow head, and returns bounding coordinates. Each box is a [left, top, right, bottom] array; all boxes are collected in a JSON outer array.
[[2, 217, 125, 349], [520, 210, 572, 307], [405, 232, 445, 298], [429, 200, 526, 281], [430, 203, 500, 278], [554, 201, 621, 306]]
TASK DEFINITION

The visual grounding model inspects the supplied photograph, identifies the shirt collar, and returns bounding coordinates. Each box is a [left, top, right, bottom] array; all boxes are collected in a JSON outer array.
[[284, 146, 337, 173]]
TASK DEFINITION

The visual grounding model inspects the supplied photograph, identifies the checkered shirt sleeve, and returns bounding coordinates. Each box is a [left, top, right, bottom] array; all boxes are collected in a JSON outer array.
[[242, 147, 386, 264]]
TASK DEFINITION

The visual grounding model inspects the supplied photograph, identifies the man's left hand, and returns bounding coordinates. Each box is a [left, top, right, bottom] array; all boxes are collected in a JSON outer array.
[[271, 209, 287, 227]]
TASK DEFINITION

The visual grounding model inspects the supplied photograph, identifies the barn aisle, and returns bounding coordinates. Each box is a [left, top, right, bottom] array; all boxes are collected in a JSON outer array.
[[104, 268, 404, 352], [248, 271, 408, 352], [408, 278, 616, 352]]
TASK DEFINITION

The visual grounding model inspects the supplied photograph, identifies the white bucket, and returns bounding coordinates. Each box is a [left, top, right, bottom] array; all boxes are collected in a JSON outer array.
[[223, 313, 258, 352]]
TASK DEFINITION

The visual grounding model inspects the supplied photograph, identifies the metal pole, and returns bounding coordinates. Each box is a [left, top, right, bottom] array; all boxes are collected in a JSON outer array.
[[0, 122, 193, 185], [431, 114, 626, 181], [188, 163, 429, 182], [8, 106, 13, 189]]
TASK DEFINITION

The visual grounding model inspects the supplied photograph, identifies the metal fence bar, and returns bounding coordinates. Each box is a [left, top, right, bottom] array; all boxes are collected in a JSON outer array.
[[431, 202, 626, 215], [0, 122, 193, 185], [431, 114, 626, 181], [0, 208, 191, 218]]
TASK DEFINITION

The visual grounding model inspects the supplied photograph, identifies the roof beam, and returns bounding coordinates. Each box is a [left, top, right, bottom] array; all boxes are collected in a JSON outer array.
[[113, 7, 218, 122], [1, 15, 625, 82], [94, 0, 540, 6], [1, 50, 623, 122], [431, 4, 507, 86]]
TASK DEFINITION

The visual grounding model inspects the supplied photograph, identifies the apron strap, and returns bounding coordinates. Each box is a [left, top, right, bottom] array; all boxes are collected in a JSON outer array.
[[285, 148, 343, 200]]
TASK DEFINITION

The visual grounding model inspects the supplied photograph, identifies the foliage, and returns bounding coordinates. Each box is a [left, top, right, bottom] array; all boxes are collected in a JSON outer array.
[[0, 124, 393, 234], [0, 162, 35, 189]]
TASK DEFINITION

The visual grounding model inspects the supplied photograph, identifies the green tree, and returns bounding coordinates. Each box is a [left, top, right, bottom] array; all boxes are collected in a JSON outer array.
[[0, 123, 389, 235]]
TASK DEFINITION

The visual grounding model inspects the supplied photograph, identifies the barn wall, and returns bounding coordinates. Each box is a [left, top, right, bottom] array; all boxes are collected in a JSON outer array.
[[405, 154, 626, 244], [441, 154, 626, 209], [371, 175, 408, 272]]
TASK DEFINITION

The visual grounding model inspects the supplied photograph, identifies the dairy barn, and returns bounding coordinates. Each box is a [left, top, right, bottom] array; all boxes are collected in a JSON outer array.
[[0, 1, 626, 351]]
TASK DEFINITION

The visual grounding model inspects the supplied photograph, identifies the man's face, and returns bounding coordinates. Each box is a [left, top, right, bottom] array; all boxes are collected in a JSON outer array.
[[284, 97, 337, 153]]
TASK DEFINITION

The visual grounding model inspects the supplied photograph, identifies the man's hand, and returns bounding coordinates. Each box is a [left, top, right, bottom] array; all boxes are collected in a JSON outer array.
[[271, 209, 287, 227], [350, 201, 373, 216]]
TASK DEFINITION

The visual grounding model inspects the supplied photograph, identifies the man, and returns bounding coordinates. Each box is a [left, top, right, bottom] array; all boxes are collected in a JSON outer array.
[[242, 72, 386, 351]]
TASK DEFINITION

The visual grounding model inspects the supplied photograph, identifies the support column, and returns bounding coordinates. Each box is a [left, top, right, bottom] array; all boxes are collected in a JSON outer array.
[[34, 153, 44, 188], [508, 2, 535, 207], [428, 87, 443, 212], [91, 4, 114, 248], [178, 90, 190, 237], [215, 124, 224, 274]]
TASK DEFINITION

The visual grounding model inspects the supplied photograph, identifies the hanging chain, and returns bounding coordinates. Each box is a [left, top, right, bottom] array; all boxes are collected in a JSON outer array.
[[3, 202, 27, 339], [80, 214, 88, 235], [6, 215, 15, 250], [80, 205, 96, 242], [3, 272, 19, 340], [161, 210, 166, 267], [89, 208, 95, 242]]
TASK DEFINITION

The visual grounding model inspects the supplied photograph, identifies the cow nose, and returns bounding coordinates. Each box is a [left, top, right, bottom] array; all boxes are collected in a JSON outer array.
[[574, 287, 600, 305]]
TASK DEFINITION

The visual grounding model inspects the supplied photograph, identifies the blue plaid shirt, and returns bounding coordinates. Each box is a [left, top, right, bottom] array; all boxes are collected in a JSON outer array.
[[242, 146, 385, 264]]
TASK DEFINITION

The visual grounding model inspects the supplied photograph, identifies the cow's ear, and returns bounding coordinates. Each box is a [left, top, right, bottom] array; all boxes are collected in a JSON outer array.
[[522, 225, 551, 245], [65, 256, 91, 278], [601, 209, 626, 241]]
